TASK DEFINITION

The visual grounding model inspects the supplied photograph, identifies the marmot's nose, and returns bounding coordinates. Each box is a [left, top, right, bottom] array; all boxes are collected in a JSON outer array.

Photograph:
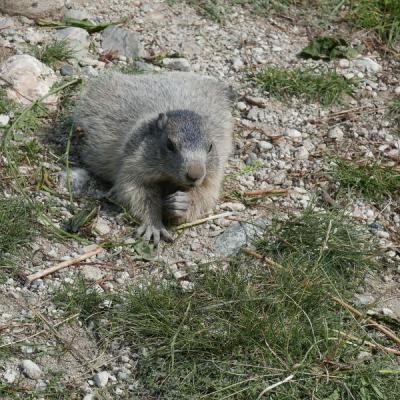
[[186, 163, 205, 183]]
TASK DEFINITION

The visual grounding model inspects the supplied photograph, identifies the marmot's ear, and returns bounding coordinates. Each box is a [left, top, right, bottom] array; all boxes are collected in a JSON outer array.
[[157, 113, 168, 130]]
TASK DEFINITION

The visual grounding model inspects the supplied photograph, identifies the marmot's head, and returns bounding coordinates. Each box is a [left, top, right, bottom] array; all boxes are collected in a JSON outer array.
[[149, 110, 218, 188]]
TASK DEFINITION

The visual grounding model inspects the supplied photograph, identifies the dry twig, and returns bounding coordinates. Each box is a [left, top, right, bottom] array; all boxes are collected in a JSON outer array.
[[26, 246, 104, 283], [176, 211, 233, 230]]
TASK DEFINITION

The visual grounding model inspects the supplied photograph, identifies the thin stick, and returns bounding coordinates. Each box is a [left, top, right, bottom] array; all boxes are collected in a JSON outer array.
[[243, 189, 288, 197], [332, 296, 400, 347], [26, 247, 104, 283], [335, 330, 400, 356], [0, 313, 79, 349], [241, 248, 284, 270], [175, 211, 233, 230], [257, 374, 294, 399]]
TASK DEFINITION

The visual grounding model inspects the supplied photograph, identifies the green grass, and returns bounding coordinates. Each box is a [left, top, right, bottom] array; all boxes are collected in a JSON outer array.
[[256, 67, 356, 106], [350, 0, 400, 47], [54, 207, 399, 399], [388, 97, 400, 122], [333, 158, 400, 201], [31, 40, 75, 68], [0, 88, 17, 115], [0, 198, 35, 258]]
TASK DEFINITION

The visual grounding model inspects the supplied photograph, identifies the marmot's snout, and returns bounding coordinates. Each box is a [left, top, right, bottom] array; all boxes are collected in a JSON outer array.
[[186, 161, 206, 186]]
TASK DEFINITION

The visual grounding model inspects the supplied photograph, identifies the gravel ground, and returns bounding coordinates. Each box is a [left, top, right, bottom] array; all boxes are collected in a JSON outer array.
[[0, 0, 399, 397]]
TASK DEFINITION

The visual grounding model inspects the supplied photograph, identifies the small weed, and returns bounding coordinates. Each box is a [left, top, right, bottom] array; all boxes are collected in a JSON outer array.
[[31, 40, 75, 68], [299, 36, 360, 60], [350, 0, 400, 47], [333, 158, 400, 201], [257, 67, 356, 106], [168, 0, 226, 22], [0, 88, 16, 115], [116, 64, 144, 75], [0, 198, 36, 259], [388, 97, 400, 122]]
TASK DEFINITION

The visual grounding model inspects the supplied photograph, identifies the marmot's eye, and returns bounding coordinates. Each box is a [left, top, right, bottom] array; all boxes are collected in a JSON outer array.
[[208, 143, 213, 153], [167, 138, 176, 152]]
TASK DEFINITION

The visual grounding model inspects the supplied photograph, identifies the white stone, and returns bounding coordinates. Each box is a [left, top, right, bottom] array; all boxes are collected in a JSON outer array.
[[295, 146, 309, 160], [338, 58, 350, 68], [0, 55, 58, 107], [394, 86, 400, 95], [376, 230, 390, 239], [236, 101, 247, 111], [232, 57, 244, 71], [162, 58, 191, 71], [83, 393, 95, 400], [0, 114, 10, 126], [3, 368, 18, 383], [24, 28, 45, 44], [94, 371, 110, 388], [381, 307, 394, 316], [64, 9, 92, 20], [354, 293, 375, 306], [328, 126, 344, 141], [21, 360, 42, 380], [221, 202, 246, 212], [354, 57, 382, 73], [95, 218, 111, 236], [284, 128, 302, 138], [81, 266, 104, 282], [258, 140, 273, 151]]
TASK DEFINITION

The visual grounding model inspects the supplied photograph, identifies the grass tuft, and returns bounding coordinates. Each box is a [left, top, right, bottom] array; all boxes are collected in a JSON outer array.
[[0, 198, 36, 259], [54, 207, 399, 399], [333, 158, 400, 201], [350, 0, 400, 47], [31, 40, 75, 68], [388, 97, 400, 122], [256, 67, 356, 106]]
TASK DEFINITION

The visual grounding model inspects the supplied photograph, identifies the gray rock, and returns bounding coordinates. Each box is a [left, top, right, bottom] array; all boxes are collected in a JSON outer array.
[[20, 359, 42, 380], [60, 63, 74, 76], [284, 128, 302, 138], [83, 394, 95, 400], [353, 57, 382, 74], [60, 168, 90, 196], [338, 59, 350, 69], [232, 57, 244, 71], [81, 66, 99, 77], [64, 9, 91, 21], [0, 54, 58, 107], [214, 218, 269, 257], [133, 60, 157, 72], [258, 140, 273, 151], [236, 101, 247, 111], [162, 57, 191, 71], [102, 26, 142, 58], [24, 28, 44, 44], [94, 371, 110, 388], [81, 266, 104, 282], [295, 146, 309, 160], [354, 293, 375, 306], [0, 17, 14, 29], [3, 368, 18, 383], [328, 126, 344, 141], [0, 0, 64, 18], [357, 351, 372, 362], [0, 114, 10, 126], [95, 218, 111, 236], [56, 27, 90, 60]]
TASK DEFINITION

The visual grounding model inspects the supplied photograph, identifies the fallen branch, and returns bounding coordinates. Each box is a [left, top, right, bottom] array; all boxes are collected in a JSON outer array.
[[243, 189, 288, 197], [332, 296, 400, 347], [335, 330, 400, 356], [257, 374, 294, 399], [26, 247, 104, 283], [242, 248, 284, 270], [175, 211, 233, 230]]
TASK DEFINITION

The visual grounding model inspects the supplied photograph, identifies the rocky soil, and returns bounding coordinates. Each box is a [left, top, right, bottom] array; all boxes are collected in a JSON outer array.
[[0, 0, 399, 398]]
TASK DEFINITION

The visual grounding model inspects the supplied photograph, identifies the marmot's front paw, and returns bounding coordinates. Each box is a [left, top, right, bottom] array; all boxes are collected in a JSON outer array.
[[163, 191, 189, 219], [136, 223, 173, 245]]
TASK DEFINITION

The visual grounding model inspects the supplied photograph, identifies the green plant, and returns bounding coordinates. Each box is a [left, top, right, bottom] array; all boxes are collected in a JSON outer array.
[[256, 67, 356, 106], [31, 40, 76, 68], [349, 0, 400, 47], [333, 158, 400, 201]]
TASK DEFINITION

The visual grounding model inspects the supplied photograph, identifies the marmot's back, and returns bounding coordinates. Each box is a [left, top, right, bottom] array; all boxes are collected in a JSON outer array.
[[75, 71, 233, 182]]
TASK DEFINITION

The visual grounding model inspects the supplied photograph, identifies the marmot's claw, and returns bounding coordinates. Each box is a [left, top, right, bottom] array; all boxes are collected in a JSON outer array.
[[136, 223, 173, 244], [164, 191, 189, 219]]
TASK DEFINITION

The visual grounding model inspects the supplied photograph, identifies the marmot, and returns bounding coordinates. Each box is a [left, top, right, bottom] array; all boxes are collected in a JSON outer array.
[[74, 71, 233, 244]]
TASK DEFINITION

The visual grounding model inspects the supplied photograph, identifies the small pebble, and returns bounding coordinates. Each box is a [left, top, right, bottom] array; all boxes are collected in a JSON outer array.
[[93, 371, 109, 388]]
